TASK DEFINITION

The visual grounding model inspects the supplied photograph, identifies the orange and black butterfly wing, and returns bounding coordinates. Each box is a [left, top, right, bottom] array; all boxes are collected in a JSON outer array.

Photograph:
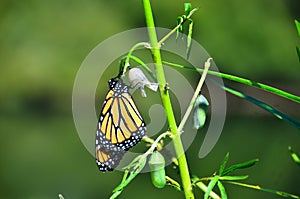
[[115, 92, 146, 150], [95, 131, 125, 172], [95, 77, 146, 172]]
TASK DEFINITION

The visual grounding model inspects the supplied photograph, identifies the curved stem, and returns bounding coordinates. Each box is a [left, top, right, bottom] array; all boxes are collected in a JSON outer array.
[[178, 58, 211, 132], [158, 23, 182, 46], [143, 131, 171, 157], [142, 0, 194, 198], [124, 55, 157, 81], [122, 42, 149, 76]]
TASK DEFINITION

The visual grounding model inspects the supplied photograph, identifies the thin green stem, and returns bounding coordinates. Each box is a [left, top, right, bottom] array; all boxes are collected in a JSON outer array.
[[143, 131, 171, 157], [122, 42, 150, 76], [142, 135, 163, 151], [158, 23, 182, 46], [142, 0, 194, 198], [163, 60, 300, 104], [166, 175, 182, 191], [178, 58, 212, 132], [194, 182, 221, 199], [158, 8, 198, 46], [124, 55, 157, 81]]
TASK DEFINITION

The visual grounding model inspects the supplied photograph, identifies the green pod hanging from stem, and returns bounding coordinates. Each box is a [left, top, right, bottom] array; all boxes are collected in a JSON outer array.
[[148, 151, 166, 188]]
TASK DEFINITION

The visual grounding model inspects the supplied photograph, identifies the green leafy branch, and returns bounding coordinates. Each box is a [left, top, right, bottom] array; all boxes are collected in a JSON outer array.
[[192, 153, 299, 199], [175, 3, 198, 57], [161, 60, 300, 130], [108, 2, 300, 199], [163, 60, 300, 104], [158, 3, 198, 54]]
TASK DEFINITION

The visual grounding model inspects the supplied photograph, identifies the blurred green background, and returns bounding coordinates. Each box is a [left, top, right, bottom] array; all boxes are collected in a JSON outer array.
[[0, 0, 300, 199]]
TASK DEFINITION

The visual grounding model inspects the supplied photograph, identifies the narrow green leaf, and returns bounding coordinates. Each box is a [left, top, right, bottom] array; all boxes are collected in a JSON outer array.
[[112, 155, 147, 194], [219, 175, 249, 181], [295, 20, 300, 37], [179, 16, 185, 33], [222, 158, 258, 176], [184, 3, 192, 16], [180, 23, 184, 34], [217, 181, 227, 199], [227, 181, 300, 199], [296, 46, 300, 63], [222, 85, 300, 130], [186, 19, 193, 58], [204, 175, 220, 199], [162, 60, 300, 104], [176, 17, 183, 40], [219, 153, 230, 176], [192, 176, 222, 199], [288, 146, 300, 166]]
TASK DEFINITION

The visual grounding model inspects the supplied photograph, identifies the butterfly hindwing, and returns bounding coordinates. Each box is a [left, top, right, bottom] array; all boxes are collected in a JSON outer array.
[[95, 143, 125, 172]]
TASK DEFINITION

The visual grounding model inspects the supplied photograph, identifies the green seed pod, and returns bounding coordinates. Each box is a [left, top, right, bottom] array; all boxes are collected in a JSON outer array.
[[148, 151, 166, 188]]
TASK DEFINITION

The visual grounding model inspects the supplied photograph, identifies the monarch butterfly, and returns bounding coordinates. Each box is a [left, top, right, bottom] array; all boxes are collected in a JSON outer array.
[[95, 76, 146, 172]]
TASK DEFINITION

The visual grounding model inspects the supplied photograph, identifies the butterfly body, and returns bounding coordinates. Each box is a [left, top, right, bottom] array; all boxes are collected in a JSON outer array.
[[95, 77, 146, 172]]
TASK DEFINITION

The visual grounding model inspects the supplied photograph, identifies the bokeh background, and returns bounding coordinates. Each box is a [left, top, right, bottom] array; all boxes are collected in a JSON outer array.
[[0, 0, 300, 199]]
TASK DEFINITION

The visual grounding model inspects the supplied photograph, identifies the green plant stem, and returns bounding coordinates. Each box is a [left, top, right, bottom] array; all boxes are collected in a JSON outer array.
[[194, 182, 221, 199], [166, 175, 181, 191], [163, 60, 300, 104], [122, 42, 150, 76], [123, 55, 157, 81], [144, 131, 171, 157], [142, 0, 194, 198], [178, 58, 211, 132], [158, 22, 181, 46]]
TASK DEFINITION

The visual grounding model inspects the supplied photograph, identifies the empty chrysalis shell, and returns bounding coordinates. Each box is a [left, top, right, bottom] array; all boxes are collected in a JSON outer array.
[[128, 68, 159, 97], [148, 151, 166, 188]]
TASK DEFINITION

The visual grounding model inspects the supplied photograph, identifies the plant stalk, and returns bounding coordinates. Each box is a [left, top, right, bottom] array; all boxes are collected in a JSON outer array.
[[142, 0, 194, 198]]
